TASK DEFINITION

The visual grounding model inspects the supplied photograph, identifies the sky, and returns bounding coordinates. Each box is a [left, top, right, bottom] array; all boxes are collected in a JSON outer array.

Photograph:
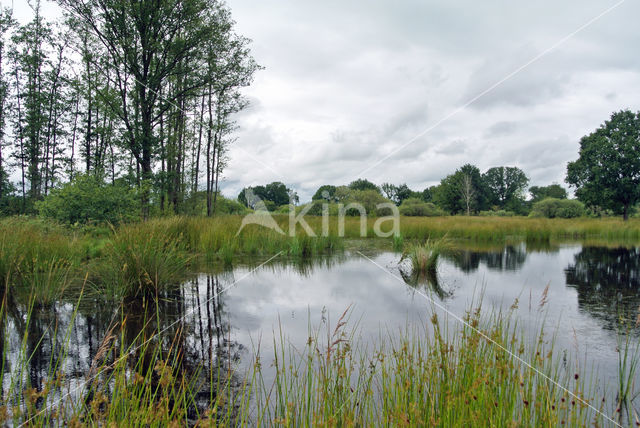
[[6, 0, 640, 201]]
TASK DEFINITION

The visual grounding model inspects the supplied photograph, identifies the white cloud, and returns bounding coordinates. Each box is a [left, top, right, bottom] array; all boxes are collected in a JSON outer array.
[[12, 0, 640, 201]]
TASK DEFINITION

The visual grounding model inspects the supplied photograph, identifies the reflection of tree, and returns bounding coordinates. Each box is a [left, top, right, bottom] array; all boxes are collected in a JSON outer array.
[[2, 273, 247, 423], [565, 246, 640, 332], [445, 245, 527, 273]]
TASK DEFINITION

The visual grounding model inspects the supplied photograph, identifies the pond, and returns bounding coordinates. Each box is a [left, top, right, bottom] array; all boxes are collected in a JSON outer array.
[[4, 242, 640, 420]]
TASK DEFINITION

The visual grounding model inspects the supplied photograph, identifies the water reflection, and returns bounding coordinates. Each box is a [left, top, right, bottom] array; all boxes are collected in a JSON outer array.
[[445, 244, 528, 273], [1, 275, 247, 422], [565, 246, 640, 331], [398, 265, 452, 299], [3, 244, 640, 421]]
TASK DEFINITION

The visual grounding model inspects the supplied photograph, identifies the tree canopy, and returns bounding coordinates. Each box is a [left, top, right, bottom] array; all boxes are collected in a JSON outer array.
[[566, 110, 640, 220], [432, 164, 487, 215], [348, 178, 380, 193], [312, 185, 337, 201], [529, 184, 567, 202], [482, 166, 529, 210], [238, 181, 296, 209]]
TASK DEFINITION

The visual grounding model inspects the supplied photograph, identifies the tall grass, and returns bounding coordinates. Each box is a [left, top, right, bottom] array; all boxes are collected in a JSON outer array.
[[0, 218, 83, 303], [398, 216, 640, 242], [2, 215, 640, 301], [96, 224, 193, 299], [401, 238, 451, 276], [0, 296, 637, 426], [0, 216, 344, 301]]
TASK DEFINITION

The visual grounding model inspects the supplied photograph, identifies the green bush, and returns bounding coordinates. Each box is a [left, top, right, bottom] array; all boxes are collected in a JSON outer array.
[[529, 198, 585, 219], [37, 174, 140, 225], [399, 198, 446, 217], [214, 195, 249, 215]]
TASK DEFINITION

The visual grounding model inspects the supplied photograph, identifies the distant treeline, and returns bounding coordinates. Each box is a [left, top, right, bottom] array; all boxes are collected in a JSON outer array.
[[236, 168, 582, 218], [238, 110, 640, 221]]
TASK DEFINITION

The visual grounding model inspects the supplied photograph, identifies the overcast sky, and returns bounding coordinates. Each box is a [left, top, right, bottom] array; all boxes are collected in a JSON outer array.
[[7, 0, 640, 201]]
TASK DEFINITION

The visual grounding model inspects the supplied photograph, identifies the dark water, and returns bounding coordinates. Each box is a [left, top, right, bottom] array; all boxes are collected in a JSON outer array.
[[4, 243, 640, 415]]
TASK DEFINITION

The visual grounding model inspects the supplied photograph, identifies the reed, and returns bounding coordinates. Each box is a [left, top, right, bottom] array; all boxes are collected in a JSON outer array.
[[1, 296, 636, 427], [401, 238, 451, 276], [97, 224, 192, 299]]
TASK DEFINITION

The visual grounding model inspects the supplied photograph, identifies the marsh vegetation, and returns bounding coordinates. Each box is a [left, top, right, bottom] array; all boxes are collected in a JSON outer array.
[[0, 216, 639, 426]]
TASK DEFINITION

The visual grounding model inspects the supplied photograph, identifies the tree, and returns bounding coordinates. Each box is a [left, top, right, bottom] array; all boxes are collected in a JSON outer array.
[[264, 182, 290, 207], [432, 164, 487, 215], [9, 3, 71, 207], [238, 182, 294, 209], [482, 166, 529, 209], [380, 182, 395, 200], [529, 184, 567, 202], [421, 186, 434, 202], [312, 185, 336, 201], [566, 110, 640, 220], [381, 182, 413, 206], [0, 9, 14, 204], [459, 174, 475, 216], [348, 178, 380, 193], [57, 0, 225, 218]]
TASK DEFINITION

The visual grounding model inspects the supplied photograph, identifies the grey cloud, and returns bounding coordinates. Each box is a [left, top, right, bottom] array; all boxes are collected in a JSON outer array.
[[485, 121, 518, 138], [218, 0, 640, 200]]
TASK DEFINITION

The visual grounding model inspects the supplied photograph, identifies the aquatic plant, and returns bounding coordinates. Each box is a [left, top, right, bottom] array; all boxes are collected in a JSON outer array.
[[401, 238, 451, 276], [0, 296, 636, 427], [98, 225, 192, 299]]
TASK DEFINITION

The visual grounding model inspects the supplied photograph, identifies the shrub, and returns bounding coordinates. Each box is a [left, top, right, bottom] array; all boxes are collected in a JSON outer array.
[[529, 198, 585, 219], [399, 198, 446, 217], [37, 174, 139, 225], [214, 195, 249, 215]]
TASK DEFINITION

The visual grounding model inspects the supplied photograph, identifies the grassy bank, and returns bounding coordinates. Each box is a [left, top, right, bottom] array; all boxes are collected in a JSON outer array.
[[1, 299, 634, 427], [1, 215, 640, 302]]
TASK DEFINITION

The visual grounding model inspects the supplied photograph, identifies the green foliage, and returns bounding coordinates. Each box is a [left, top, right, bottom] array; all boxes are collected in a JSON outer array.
[[567, 110, 640, 220], [36, 174, 139, 225], [432, 164, 488, 215], [482, 166, 529, 209], [312, 184, 337, 201], [381, 182, 413, 206], [238, 182, 296, 208], [399, 198, 446, 216], [339, 188, 393, 216], [529, 184, 567, 202], [98, 222, 191, 299], [181, 191, 248, 216], [348, 178, 380, 193], [421, 186, 434, 202], [529, 198, 585, 219]]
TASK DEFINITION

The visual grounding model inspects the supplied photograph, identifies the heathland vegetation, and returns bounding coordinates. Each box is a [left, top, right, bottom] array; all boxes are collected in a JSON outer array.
[[0, 0, 639, 425]]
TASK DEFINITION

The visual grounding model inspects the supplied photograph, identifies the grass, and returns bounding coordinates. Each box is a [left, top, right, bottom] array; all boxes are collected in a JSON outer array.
[[0, 216, 344, 301], [401, 238, 451, 276], [1, 214, 640, 302], [1, 296, 635, 427], [96, 224, 193, 299]]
